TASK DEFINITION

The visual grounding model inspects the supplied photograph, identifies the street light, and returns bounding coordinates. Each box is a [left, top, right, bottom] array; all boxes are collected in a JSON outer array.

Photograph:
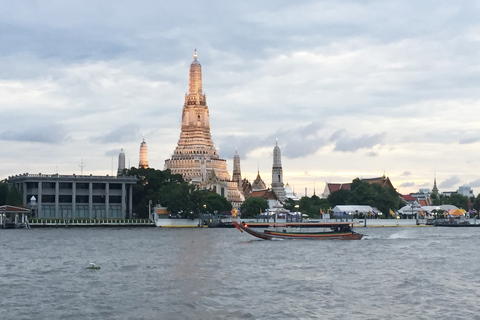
[[30, 196, 37, 219]]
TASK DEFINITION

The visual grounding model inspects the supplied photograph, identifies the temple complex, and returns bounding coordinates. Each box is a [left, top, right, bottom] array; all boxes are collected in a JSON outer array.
[[164, 50, 243, 206]]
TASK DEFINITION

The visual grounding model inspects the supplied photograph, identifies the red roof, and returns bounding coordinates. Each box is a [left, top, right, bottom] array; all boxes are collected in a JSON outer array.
[[327, 183, 351, 193], [0, 205, 30, 213], [402, 194, 416, 201], [249, 189, 278, 200]]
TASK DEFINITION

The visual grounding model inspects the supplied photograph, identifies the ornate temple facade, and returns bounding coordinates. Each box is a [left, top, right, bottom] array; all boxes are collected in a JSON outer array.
[[164, 50, 244, 206]]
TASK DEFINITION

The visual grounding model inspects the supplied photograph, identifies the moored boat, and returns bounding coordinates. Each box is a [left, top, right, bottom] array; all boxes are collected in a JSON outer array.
[[434, 217, 480, 227], [233, 221, 363, 240]]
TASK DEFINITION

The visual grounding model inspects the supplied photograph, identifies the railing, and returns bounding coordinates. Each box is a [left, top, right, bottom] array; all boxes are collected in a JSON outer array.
[[29, 218, 153, 226]]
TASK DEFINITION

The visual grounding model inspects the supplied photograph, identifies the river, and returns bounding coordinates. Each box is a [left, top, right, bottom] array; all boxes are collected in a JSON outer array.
[[1, 226, 479, 319]]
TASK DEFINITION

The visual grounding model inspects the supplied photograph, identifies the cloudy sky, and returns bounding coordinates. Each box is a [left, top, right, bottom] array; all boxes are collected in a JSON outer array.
[[2, 0, 480, 197]]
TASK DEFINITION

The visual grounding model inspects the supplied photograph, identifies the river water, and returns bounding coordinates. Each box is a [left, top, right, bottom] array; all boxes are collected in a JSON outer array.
[[1, 226, 479, 320]]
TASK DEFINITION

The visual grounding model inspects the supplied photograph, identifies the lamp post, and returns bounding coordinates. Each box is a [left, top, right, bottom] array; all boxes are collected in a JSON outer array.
[[30, 196, 37, 219], [149, 200, 152, 222]]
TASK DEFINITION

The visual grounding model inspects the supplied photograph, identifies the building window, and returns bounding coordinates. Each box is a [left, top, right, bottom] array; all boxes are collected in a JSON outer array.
[[59, 195, 72, 203], [109, 196, 122, 203], [76, 195, 89, 203], [59, 182, 72, 189], [42, 182, 56, 189], [93, 196, 105, 203], [26, 182, 39, 189], [76, 183, 89, 190], [42, 195, 55, 203]]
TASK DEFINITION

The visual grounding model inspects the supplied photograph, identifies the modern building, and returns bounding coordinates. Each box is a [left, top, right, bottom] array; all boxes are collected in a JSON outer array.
[[8, 173, 137, 219], [164, 50, 243, 205], [457, 185, 474, 197]]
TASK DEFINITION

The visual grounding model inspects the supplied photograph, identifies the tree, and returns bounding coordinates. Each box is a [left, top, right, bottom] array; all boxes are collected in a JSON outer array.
[[327, 189, 350, 207], [298, 195, 329, 218], [0, 180, 8, 205], [283, 198, 297, 212], [188, 189, 232, 219], [448, 193, 468, 210], [240, 197, 269, 219], [0, 180, 23, 206]]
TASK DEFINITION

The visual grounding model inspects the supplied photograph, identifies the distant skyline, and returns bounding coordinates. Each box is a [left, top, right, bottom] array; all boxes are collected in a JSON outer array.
[[2, 1, 480, 197]]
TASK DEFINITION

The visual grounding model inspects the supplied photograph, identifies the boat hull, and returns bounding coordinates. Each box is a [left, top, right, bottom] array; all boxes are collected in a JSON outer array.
[[233, 221, 363, 240], [154, 219, 201, 228]]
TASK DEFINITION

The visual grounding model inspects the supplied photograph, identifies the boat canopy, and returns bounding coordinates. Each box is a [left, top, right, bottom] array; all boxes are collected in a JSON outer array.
[[447, 209, 464, 216]]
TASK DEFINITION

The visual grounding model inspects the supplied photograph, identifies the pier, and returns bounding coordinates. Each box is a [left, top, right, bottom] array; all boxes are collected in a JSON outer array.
[[0, 205, 31, 229]]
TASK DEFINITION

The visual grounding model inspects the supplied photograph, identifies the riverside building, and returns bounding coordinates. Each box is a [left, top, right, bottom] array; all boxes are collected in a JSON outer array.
[[8, 173, 137, 219]]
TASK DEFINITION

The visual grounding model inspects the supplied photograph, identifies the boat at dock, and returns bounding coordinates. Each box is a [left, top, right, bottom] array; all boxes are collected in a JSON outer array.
[[434, 217, 480, 227], [232, 220, 363, 240]]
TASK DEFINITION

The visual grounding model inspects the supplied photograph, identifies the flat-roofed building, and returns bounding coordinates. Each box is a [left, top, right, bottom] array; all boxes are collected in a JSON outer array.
[[8, 173, 138, 219]]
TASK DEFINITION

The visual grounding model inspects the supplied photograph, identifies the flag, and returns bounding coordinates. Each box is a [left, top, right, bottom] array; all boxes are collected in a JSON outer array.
[[389, 209, 396, 217]]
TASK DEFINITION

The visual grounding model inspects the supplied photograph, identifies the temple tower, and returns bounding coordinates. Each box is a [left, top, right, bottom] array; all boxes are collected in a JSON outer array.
[[232, 149, 242, 184], [432, 175, 439, 195], [271, 140, 286, 202], [139, 135, 149, 169], [164, 50, 229, 182], [117, 147, 126, 176]]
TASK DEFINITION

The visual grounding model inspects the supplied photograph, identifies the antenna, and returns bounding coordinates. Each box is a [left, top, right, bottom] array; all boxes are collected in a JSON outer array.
[[79, 159, 86, 175]]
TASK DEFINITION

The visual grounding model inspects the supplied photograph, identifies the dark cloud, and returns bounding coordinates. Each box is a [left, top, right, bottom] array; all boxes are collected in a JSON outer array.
[[401, 171, 411, 176], [400, 182, 415, 187], [467, 179, 480, 188], [459, 137, 480, 144], [218, 122, 326, 159], [366, 151, 378, 157], [330, 130, 385, 152], [90, 123, 140, 144], [105, 148, 123, 158], [439, 176, 461, 188], [0, 123, 67, 144]]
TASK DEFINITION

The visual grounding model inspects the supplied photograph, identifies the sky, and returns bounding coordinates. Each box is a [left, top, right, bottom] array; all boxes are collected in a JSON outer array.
[[2, 0, 480, 197]]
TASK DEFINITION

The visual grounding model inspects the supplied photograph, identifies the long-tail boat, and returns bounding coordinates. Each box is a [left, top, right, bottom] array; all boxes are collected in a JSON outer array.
[[233, 220, 363, 240]]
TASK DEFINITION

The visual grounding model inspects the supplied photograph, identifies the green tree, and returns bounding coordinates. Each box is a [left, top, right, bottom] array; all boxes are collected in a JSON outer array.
[[0, 180, 23, 206], [283, 198, 297, 212], [240, 197, 269, 219], [188, 189, 232, 219], [327, 189, 350, 207], [298, 195, 330, 218], [448, 193, 468, 210], [0, 180, 8, 205]]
